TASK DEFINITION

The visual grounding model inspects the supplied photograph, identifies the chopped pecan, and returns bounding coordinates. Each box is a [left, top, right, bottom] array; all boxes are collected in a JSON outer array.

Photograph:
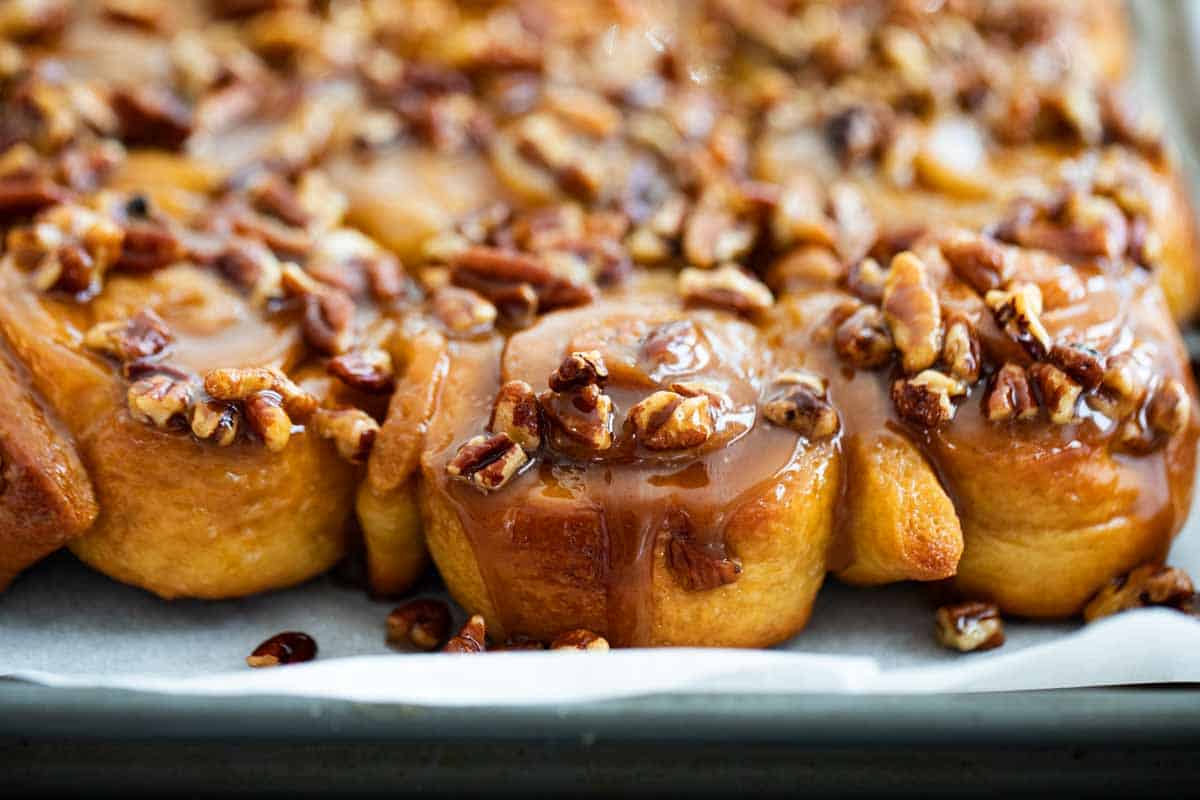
[[664, 508, 741, 592], [490, 380, 542, 452], [892, 370, 966, 428], [114, 220, 184, 273], [845, 256, 888, 305], [111, 86, 193, 151], [216, 238, 283, 306], [940, 316, 981, 384], [451, 245, 594, 314], [1147, 379, 1192, 439], [387, 599, 452, 652], [243, 391, 292, 452], [431, 285, 497, 336], [762, 371, 840, 439], [302, 288, 356, 355], [882, 251, 942, 374], [771, 176, 836, 249], [1083, 564, 1195, 623], [767, 245, 842, 292], [0, 174, 70, 220], [327, 348, 395, 394], [683, 194, 756, 268], [939, 231, 1012, 294], [246, 631, 317, 668], [549, 629, 610, 651], [834, 303, 894, 370], [84, 309, 172, 364], [203, 366, 316, 421], [447, 433, 529, 493], [548, 351, 608, 393], [1047, 342, 1105, 391], [247, 172, 310, 228], [678, 265, 774, 316], [127, 373, 192, 429], [189, 399, 240, 447], [442, 614, 487, 654], [1028, 362, 1081, 424], [1089, 350, 1151, 420], [539, 385, 615, 452], [312, 407, 379, 463], [985, 283, 1052, 360], [935, 601, 1005, 653], [984, 363, 1038, 422], [11, 203, 124, 295], [627, 390, 714, 451]]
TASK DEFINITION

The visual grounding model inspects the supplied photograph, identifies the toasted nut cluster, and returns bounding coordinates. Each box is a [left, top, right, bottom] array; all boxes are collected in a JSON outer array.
[[882, 251, 942, 374], [664, 509, 741, 592], [446, 433, 529, 493], [892, 369, 966, 428], [9, 203, 124, 295], [327, 348, 395, 394], [127, 372, 193, 429], [940, 316, 980, 384], [550, 629, 610, 651], [678, 264, 774, 316], [834, 303, 894, 370], [539, 351, 615, 452], [985, 283, 1052, 359], [189, 399, 241, 447], [627, 390, 714, 451], [84, 309, 173, 364], [1028, 363, 1082, 424], [762, 371, 840, 439], [490, 380, 543, 452], [431, 285, 497, 336], [387, 598, 452, 651], [934, 602, 1005, 653], [1083, 564, 1196, 623], [312, 407, 379, 463], [939, 231, 1012, 294], [203, 366, 317, 421], [984, 363, 1038, 422], [1089, 350, 1152, 421], [443, 614, 487, 653], [246, 631, 318, 668]]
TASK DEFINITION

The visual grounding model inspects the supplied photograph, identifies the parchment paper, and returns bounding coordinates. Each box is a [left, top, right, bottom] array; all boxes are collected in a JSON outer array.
[[1, 2, 1199, 706]]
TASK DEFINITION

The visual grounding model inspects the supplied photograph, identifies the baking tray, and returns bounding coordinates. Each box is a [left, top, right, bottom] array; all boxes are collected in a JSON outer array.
[[4, 4, 1200, 794]]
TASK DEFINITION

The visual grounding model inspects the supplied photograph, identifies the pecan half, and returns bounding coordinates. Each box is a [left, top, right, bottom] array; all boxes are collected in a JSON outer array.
[[189, 399, 240, 447], [664, 509, 741, 592], [550, 629, 610, 651], [1083, 564, 1195, 623], [939, 231, 1012, 294], [312, 407, 379, 463], [548, 350, 608, 393], [127, 373, 192, 428], [327, 348, 395, 394], [1029, 362, 1081, 424], [490, 380, 542, 452], [834, 303, 894, 370], [892, 369, 966, 428], [451, 245, 594, 314], [627, 390, 714, 451], [447, 433, 529, 493], [302, 288, 356, 355], [387, 598, 452, 651], [247, 631, 317, 668], [83, 309, 172, 364], [115, 220, 184, 273], [883, 251, 942, 374], [940, 316, 981, 384], [935, 602, 1005, 653], [762, 371, 840, 439], [678, 264, 774, 316], [984, 363, 1038, 422], [985, 283, 1052, 360], [111, 85, 193, 151], [443, 614, 487, 653], [431, 285, 497, 336]]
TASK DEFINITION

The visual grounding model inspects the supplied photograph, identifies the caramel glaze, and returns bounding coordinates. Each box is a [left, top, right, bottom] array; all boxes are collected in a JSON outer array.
[[423, 299, 815, 646], [769, 234, 1197, 612]]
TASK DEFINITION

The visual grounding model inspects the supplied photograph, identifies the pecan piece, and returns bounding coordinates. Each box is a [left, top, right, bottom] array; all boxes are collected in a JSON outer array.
[[985, 283, 1052, 360], [111, 86, 193, 150], [939, 231, 1012, 294], [940, 316, 980, 384], [664, 509, 741, 592], [443, 614, 487, 653], [302, 288, 356, 355], [845, 257, 888, 305], [935, 602, 1005, 653], [189, 399, 240, 447], [83, 309, 172, 364], [115, 220, 184, 273], [447, 433, 529, 493], [215, 238, 283, 306], [1047, 342, 1104, 391], [539, 385, 615, 452], [1028, 362, 1081, 424], [892, 370, 966, 428], [678, 264, 774, 316], [490, 380, 542, 452], [882, 251, 942, 374], [1083, 564, 1195, 623], [1089, 350, 1151, 420], [312, 407, 379, 463], [451, 245, 594, 314], [247, 631, 317, 668], [550, 629, 610, 651], [243, 391, 292, 453], [127, 373, 193, 429], [627, 390, 714, 451], [1147, 379, 1192, 440], [682, 195, 756, 268], [431, 286, 497, 336], [203, 366, 316, 421], [762, 371, 840, 439], [984, 363, 1038, 422], [548, 350, 608, 393], [387, 598, 453, 652], [834, 303, 894, 370], [327, 348, 394, 394]]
